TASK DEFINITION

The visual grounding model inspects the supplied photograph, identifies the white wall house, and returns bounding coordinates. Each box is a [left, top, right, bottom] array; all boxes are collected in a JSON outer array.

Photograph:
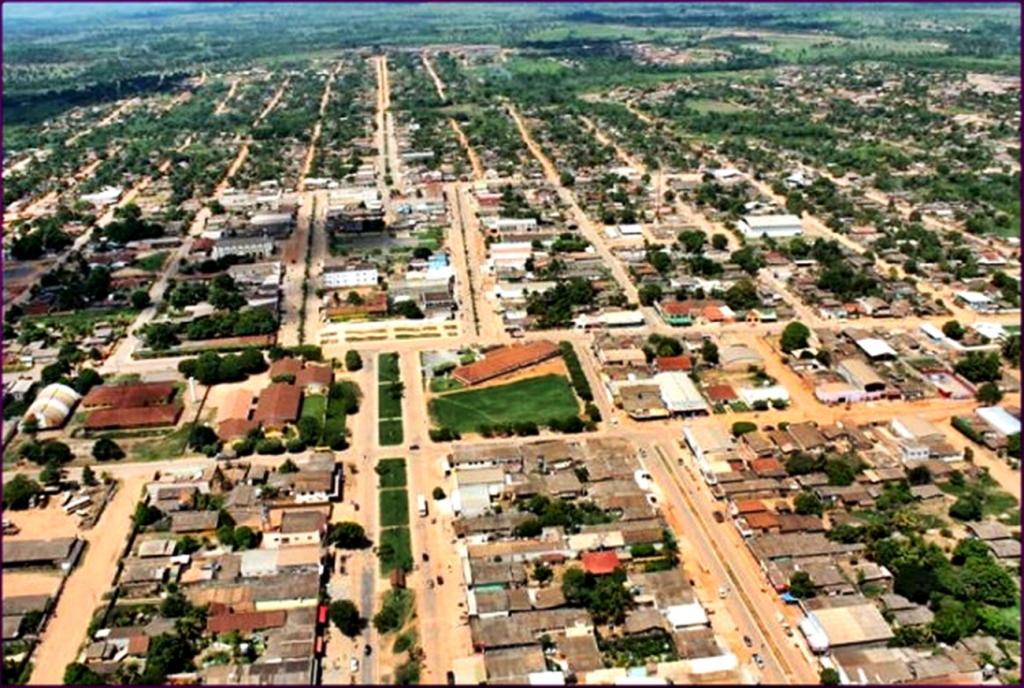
[[322, 265, 379, 289]]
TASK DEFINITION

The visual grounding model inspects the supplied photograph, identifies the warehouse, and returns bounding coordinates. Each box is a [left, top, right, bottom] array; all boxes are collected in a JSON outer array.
[[19, 383, 81, 431], [739, 214, 804, 239], [654, 372, 709, 416]]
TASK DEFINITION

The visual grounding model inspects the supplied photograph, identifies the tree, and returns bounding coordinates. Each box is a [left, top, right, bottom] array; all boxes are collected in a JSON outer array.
[[789, 571, 815, 598], [711, 233, 728, 251], [142, 633, 195, 683], [794, 491, 824, 516], [819, 668, 840, 686], [975, 381, 1003, 404], [431, 486, 446, 500], [1001, 334, 1019, 367], [73, 367, 104, 395], [233, 526, 259, 550], [931, 598, 978, 644], [3, 474, 42, 510], [160, 591, 191, 618], [907, 464, 932, 486], [142, 322, 179, 351], [677, 229, 706, 254], [93, 438, 125, 461], [825, 457, 858, 486], [942, 320, 965, 341], [780, 321, 811, 353], [82, 465, 98, 487], [638, 284, 663, 306], [533, 562, 553, 584], [948, 493, 983, 521], [133, 503, 164, 528], [40, 459, 62, 485], [188, 424, 219, 452], [42, 441, 73, 465], [701, 339, 719, 365], [279, 458, 299, 473], [724, 278, 760, 311], [130, 289, 152, 309], [785, 452, 821, 476], [731, 421, 757, 437], [329, 599, 366, 637], [329, 522, 371, 549], [954, 351, 1002, 383], [297, 416, 322, 445], [345, 350, 363, 371], [64, 662, 106, 685]]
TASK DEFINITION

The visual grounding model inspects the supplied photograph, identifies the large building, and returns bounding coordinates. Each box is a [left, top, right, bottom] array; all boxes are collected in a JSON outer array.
[[321, 264, 379, 290], [19, 383, 81, 431], [452, 341, 560, 386], [213, 235, 274, 260], [739, 214, 804, 239]]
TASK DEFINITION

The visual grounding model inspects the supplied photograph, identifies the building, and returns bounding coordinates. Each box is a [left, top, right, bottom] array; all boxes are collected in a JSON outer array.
[[654, 372, 709, 416], [321, 264, 379, 290], [807, 601, 894, 651], [452, 341, 560, 386], [837, 358, 886, 393], [975, 406, 1021, 437], [739, 214, 804, 239], [19, 383, 81, 431], [253, 383, 302, 431], [82, 382, 176, 409], [212, 236, 274, 261], [264, 510, 327, 548]]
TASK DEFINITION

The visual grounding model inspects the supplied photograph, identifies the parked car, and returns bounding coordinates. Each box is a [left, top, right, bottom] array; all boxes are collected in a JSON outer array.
[[713, 510, 725, 523], [743, 635, 753, 648], [436, 575, 444, 585], [350, 658, 359, 673]]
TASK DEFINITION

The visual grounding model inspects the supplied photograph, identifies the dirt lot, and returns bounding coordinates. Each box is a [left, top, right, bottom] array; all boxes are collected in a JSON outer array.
[[2, 572, 63, 598], [4, 499, 82, 541]]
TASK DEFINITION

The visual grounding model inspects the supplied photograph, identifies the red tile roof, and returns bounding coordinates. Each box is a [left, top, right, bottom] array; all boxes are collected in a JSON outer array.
[[86, 404, 181, 430], [82, 382, 176, 409], [751, 458, 784, 474], [217, 418, 260, 441], [656, 355, 692, 372], [269, 358, 303, 379], [744, 511, 781, 531], [296, 365, 332, 389], [452, 341, 559, 386], [253, 383, 301, 428], [733, 499, 768, 515], [206, 610, 287, 634], [704, 384, 737, 402], [581, 551, 620, 575]]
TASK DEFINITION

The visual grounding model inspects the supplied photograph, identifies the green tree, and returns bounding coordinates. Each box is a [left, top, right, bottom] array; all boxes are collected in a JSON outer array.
[[780, 321, 811, 352], [948, 493, 983, 521], [975, 381, 1003, 404], [330, 599, 366, 637], [64, 662, 106, 685], [42, 441, 73, 465], [533, 562, 553, 584], [794, 491, 824, 516], [141, 633, 195, 683], [92, 438, 125, 461], [788, 571, 815, 598], [82, 464, 98, 487], [130, 289, 152, 309], [930, 598, 978, 644], [329, 522, 371, 549], [711, 233, 728, 251], [954, 351, 1002, 383], [819, 668, 840, 685], [345, 350, 363, 371], [942, 320, 965, 341], [701, 339, 719, 365], [3, 474, 42, 510]]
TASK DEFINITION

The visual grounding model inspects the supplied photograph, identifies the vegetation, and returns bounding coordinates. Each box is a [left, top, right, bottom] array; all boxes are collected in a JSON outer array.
[[428, 374, 579, 434]]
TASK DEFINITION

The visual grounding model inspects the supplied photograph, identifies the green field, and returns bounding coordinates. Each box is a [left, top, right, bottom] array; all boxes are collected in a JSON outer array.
[[379, 527, 413, 574], [379, 419, 405, 446], [322, 395, 347, 446], [376, 458, 408, 489], [379, 489, 410, 527], [300, 394, 326, 421], [378, 387, 403, 419], [429, 377, 464, 393], [428, 374, 579, 433], [378, 353, 401, 383], [133, 251, 170, 272], [685, 98, 746, 114]]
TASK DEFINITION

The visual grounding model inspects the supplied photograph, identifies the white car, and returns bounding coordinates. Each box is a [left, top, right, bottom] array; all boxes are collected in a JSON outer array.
[[350, 658, 359, 674]]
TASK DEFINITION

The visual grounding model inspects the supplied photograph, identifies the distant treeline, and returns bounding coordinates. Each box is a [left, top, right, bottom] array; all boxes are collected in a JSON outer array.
[[3, 72, 193, 126]]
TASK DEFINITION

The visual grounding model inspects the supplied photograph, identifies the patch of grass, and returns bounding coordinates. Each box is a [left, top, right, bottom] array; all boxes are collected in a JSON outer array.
[[133, 251, 170, 272], [378, 386, 403, 419], [379, 419, 404, 446], [378, 353, 400, 383], [128, 425, 191, 462], [378, 527, 413, 574], [379, 489, 409, 527], [376, 458, 407, 489], [427, 374, 579, 433], [300, 394, 326, 421], [23, 307, 136, 332], [429, 377, 464, 393], [322, 395, 347, 446], [685, 98, 745, 114]]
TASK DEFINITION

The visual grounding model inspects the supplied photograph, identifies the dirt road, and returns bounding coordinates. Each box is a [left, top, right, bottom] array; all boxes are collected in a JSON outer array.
[[28, 477, 145, 685]]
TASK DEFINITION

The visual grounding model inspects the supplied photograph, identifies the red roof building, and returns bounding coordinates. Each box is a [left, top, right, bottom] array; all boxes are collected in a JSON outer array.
[[253, 383, 302, 430], [750, 458, 784, 475], [732, 499, 768, 515], [452, 341, 559, 386], [86, 404, 181, 430], [269, 358, 303, 379], [656, 355, 692, 372], [704, 384, 738, 403], [82, 382, 176, 409], [581, 551, 620, 575], [206, 610, 287, 634], [296, 365, 333, 390]]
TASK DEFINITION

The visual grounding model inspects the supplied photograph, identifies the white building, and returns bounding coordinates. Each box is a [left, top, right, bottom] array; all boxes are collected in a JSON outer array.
[[212, 236, 274, 260], [322, 264, 379, 290], [655, 372, 708, 415], [739, 214, 804, 239], [976, 406, 1021, 437]]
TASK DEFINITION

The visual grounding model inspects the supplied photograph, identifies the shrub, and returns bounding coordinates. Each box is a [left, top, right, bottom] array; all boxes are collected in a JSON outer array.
[[255, 438, 285, 455], [731, 421, 757, 437], [345, 350, 363, 371]]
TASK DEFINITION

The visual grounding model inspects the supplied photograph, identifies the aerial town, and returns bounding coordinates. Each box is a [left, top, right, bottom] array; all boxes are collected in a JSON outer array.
[[0, 2, 1020, 686]]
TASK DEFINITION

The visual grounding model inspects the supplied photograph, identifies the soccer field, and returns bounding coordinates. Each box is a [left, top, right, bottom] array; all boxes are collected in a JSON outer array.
[[428, 374, 579, 433]]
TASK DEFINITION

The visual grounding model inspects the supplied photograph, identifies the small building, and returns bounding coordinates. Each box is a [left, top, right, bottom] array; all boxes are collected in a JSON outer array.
[[212, 236, 274, 261], [739, 214, 804, 239], [837, 358, 885, 393], [253, 383, 302, 431], [19, 383, 81, 431]]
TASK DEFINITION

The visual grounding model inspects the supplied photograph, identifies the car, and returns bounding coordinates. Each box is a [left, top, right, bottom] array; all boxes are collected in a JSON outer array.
[[447, 671, 456, 685], [410, 444, 420, 451], [421, 552, 430, 562], [719, 586, 728, 599], [712, 510, 725, 523], [363, 644, 372, 656], [436, 575, 444, 585], [753, 653, 765, 669], [350, 658, 359, 673], [743, 635, 753, 648]]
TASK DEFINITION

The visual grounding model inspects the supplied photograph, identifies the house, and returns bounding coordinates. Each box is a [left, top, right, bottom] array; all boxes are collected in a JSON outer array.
[[739, 214, 804, 239], [253, 383, 302, 431], [321, 264, 379, 290], [580, 551, 620, 575], [212, 236, 274, 261], [837, 359, 886, 393], [265, 510, 327, 548], [170, 511, 219, 534]]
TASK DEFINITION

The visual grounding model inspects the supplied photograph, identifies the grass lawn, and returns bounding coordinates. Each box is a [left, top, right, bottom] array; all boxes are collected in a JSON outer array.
[[378, 386, 403, 419], [322, 396, 347, 446], [300, 394, 326, 421], [128, 425, 191, 462], [686, 98, 746, 114], [379, 419, 404, 446], [429, 377, 464, 393], [428, 374, 579, 433], [133, 251, 170, 272], [24, 307, 135, 332], [376, 458, 407, 489], [378, 353, 400, 383], [379, 527, 413, 574], [379, 489, 410, 527]]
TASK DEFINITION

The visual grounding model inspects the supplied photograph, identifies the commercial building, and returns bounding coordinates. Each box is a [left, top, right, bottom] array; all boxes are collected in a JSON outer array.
[[321, 264, 379, 290], [212, 235, 274, 261], [739, 214, 804, 239]]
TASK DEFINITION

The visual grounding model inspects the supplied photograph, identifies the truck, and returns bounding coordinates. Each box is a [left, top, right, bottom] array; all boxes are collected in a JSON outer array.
[[417, 494, 428, 517]]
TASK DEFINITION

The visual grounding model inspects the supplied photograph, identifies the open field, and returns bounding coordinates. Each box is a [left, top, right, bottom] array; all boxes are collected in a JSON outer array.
[[428, 374, 579, 433], [379, 489, 410, 527], [376, 458, 408, 489], [379, 526, 413, 574]]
